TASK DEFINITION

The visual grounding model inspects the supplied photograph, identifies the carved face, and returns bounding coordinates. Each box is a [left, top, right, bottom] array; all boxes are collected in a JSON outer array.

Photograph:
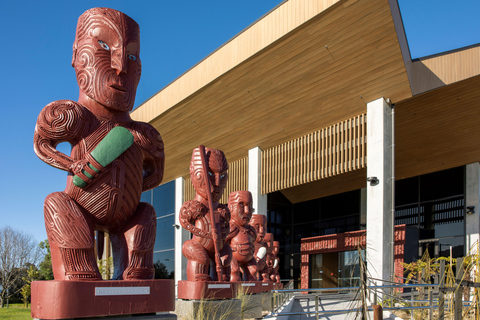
[[190, 148, 228, 203], [273, 241, 280, 256], [228, 191, 253, 227], [249, 214, 266, 243], [73, 8, 141, 112]]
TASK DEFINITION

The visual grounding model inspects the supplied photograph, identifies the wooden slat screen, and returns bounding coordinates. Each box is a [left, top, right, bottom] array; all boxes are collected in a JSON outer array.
[[184, 157, 248, 203], [262, 114, 367, 194]]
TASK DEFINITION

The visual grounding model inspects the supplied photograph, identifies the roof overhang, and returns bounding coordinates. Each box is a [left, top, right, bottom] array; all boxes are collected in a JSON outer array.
[[132, 0, 413, 183]]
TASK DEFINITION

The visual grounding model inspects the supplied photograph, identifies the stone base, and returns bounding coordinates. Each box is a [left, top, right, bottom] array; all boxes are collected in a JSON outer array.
[[238, 281, 263, 294], [177, 281, 238, 300], [260, 282, 274, 292], [31, 279, 175, 319], [175, 299, 241, 320]]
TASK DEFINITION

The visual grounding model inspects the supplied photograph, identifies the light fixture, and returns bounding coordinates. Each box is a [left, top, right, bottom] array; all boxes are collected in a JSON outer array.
[[172, 224, 180, 229], [467, 206, 475, 215], [367, 176, 379, 186]]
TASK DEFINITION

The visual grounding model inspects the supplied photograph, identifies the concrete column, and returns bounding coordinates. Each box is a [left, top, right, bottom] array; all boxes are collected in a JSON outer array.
[[366, 97, 394, 282], [466, 163, 480, 252], [174, 177, 189, 295], [248, 147, 267, 215]]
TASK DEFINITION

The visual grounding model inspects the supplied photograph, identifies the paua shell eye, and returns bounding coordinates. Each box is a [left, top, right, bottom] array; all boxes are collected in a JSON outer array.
[[98, 40, 110, 50], [128, 54, 137, 61]]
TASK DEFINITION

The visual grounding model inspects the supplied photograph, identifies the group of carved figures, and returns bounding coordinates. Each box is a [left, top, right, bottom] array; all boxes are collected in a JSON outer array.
[[33, 7, 280, 284], [180, 147, 281, 283]]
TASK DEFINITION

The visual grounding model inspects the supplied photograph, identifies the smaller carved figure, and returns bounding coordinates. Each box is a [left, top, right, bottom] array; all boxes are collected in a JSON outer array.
[[249, 214, 269, 282], [264, 233, 275, 282], [180, 147, 232, 281], [272, 240, 281, 283], [226, 191, 257, 282]]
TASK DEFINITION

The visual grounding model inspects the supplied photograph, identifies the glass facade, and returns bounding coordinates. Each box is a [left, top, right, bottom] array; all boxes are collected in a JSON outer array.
[[395, 166, 465, 258], [269, 166, 466, 287], [141, 180, 176, 278], [267, 190, 361, 288]]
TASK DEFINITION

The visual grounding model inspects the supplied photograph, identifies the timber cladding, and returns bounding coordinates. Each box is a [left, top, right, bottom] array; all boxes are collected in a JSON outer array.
[[261, 114, 367, 194]]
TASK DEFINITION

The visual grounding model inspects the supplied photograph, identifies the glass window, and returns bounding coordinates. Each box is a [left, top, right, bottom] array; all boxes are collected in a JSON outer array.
[[155, 214, 175, 251], [152, 180, 175, 216], [153, 250, 174, 279]]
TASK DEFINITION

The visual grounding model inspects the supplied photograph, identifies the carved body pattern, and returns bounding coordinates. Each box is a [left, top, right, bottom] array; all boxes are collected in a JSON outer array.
[[272, 241, 281, 283], [180, 147, 231, 281], [33, 8, 164, 281], [226, 191, 258, 281]]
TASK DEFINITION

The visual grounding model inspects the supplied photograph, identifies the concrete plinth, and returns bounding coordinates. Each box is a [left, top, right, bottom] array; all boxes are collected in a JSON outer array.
[[241, 293, 263, 319], [31, 279, 175, 319], [175, 299, 241, 320], [262, 292, 273, 311]]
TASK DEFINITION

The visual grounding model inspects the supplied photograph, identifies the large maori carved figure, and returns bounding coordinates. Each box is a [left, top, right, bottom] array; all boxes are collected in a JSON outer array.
[[226, 191, 257, 282], [33, 8, 164, 281], [180, 147, 232, 281], [249, 214, 269, 282]]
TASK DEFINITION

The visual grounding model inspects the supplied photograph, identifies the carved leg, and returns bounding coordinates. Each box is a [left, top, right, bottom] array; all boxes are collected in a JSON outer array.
[[244, 258, 258, 282], [110, 202, 156, 280], [219, 244, 232, 281], [230, 258, 242, 282], [182, 240, 211, 281], [44, 192, 100, 280]]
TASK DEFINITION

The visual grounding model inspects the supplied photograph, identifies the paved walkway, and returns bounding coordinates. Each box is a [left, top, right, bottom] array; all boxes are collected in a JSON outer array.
[[265, 292, 401, 320]]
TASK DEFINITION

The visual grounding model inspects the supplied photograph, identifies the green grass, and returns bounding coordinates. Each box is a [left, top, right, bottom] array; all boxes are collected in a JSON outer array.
[[0, 303, 32, 320]]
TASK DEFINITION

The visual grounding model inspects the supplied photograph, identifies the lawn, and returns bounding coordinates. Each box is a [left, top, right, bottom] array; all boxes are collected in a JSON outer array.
[[0, 303, 32, 320]]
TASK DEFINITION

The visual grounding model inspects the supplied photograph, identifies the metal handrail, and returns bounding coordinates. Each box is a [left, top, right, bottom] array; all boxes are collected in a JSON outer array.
[[269, 280, 476, 319]]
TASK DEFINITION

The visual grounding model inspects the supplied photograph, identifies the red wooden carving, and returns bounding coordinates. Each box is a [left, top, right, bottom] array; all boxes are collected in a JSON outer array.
[[180, 147, 232, 281], [249, 214, 269, 282], [264, 233, 275, 283], [33, 8, 164, 281], [272, 240, 281, 283], [226, 191, 258, 281]]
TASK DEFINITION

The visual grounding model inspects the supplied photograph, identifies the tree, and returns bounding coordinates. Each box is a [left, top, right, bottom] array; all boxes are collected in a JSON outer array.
[[38, 240, 53, 280], [20, 265, 39, 308], [0, 226, 41, 308], [154, 261, 174, 279]]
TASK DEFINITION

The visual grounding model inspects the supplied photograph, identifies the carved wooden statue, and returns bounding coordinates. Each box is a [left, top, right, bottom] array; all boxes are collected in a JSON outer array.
[[249, 214, 269, 282], [180, 147, 232, 281], [226, 191, 257, 282], [264, 233, 275, 282], [272, 240, 281, 283], [34, 8, 164, 281]]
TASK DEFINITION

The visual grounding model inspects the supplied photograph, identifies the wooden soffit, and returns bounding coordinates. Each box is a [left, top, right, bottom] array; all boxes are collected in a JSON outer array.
[[396, 74, 480, 180], [132, 0, 412, 184]]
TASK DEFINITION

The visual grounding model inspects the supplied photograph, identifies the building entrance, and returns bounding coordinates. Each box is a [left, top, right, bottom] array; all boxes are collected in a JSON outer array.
[[308, 250, 365, 289]]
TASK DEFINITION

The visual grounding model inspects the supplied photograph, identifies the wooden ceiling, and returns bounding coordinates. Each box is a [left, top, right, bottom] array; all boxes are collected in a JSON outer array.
[[132, 0, 412, 184], [396, 74, 480, 180]]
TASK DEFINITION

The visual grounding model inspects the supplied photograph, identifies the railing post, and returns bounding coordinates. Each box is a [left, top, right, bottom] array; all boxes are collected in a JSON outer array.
[[429, 290, 433, 320], [315, 294, 319, 320], [374, 281, 378, 304], [454, 257, 464, 320], [439, 259, 445, 320], [410, 291, 414, 320]]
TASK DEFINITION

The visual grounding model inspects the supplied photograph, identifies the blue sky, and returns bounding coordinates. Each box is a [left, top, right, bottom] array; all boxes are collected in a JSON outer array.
[[1, 0, 479, 244]]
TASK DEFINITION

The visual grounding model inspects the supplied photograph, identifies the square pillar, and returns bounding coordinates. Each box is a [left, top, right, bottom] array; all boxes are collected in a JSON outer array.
[[366, 97, 394, 282], [248, 147, 267, 215], [174, 177, 189, 296], [466, 163, 480, 252]]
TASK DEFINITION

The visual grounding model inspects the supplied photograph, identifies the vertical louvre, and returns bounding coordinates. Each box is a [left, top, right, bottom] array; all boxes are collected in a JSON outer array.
[[261, 113, 367, 194], [184, 157, 249, 202]]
